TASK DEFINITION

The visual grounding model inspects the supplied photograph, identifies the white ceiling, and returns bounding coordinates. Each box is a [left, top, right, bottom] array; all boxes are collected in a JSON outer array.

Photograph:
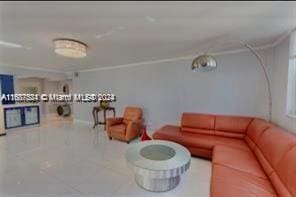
[[0, 1, 295, 72]]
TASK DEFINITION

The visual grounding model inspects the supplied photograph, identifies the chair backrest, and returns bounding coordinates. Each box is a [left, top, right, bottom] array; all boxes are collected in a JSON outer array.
[[123, 106, 142, 125]]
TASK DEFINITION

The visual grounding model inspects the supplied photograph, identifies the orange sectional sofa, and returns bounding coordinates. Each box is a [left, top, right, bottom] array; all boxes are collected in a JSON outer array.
[[153, 113, 296, 197]]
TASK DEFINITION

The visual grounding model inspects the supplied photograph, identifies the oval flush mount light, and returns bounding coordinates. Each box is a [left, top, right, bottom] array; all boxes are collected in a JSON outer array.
[[191, 54, 217, 72], [53, 38, 87, 58]]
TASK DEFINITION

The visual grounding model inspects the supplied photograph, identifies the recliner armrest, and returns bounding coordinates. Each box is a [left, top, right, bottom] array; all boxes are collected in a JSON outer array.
[[125, 119, 143, 140]]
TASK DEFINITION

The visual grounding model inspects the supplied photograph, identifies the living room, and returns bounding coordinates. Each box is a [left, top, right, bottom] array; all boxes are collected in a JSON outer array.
[[0, 1, 295, 196]]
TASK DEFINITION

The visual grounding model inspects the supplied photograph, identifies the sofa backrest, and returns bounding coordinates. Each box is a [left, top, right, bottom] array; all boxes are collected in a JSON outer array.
[[276, 146, 296, 196], [181, 113, 253, 139], [245, 118, 273, 150], [215, 115, 253, 138], [252, 126, 296, 197], [181, 113, 215, 135]]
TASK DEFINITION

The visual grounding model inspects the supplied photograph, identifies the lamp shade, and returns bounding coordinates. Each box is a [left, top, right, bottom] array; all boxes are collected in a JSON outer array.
[[191, 54, 217, 72]]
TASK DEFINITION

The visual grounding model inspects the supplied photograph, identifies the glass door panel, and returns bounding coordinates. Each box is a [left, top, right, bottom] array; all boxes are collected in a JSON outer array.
[[5, 108, 22, 128], [24, 106, 39, 125]]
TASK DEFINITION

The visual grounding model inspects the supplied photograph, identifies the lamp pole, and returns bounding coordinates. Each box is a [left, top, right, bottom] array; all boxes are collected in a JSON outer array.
[[192, 42, 273, 122], [243, 43, 272, 122]]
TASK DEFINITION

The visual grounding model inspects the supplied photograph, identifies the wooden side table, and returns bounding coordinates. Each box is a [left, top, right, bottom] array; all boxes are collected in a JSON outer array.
[[92, 106, 116, 130]]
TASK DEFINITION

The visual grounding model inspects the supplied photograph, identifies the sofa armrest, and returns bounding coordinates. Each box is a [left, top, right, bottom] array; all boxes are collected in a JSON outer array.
[[152, 125, 181, 140]]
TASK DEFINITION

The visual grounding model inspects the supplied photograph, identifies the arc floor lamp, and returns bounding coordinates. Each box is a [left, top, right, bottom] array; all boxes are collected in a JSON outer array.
[[191, 43, 272, 122]]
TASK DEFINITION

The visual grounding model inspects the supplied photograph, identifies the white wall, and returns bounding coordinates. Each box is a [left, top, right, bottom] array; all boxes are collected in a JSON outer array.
[[43, 80, 59, 115], [0, 66, 70, 119], [2, 39, 294, 133], [40, 79, 73, 116], [0, 66, 66, 81], [73, 50, 271, 131], [15, 78, 44, 95], [15, 77, 45, 115], [271, 36, 296, 133]]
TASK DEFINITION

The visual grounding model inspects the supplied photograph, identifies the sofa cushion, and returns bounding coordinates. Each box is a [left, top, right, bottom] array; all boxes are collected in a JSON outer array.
[[274, 146, 296, 197], [186, 146, 212, 159], [211, 164, 277, 197], [180, 132, 249, 151], [181, 127, 214, 135], [254, 127, 296, 196], [256, 127, 296, 170], [254, 147, 274, 175], [245, 118, 272, 150], [214, 130, 245, 139], [213, 145, 267, 179], [214, 115, 253, 139], [153, 125, 249, 158], [269, 172, 292, 197], [181, 113, 215, 130]]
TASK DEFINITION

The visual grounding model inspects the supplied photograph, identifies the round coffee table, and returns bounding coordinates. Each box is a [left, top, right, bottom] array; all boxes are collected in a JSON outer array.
[[126, 140, 191, 192]]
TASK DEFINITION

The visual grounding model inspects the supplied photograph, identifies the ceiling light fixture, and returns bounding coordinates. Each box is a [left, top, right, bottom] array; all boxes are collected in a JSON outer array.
[[53, 38, 87, 58]]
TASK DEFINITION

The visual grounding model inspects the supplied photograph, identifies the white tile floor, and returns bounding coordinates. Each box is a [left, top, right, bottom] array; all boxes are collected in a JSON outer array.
[[0, 120, 211, 197]]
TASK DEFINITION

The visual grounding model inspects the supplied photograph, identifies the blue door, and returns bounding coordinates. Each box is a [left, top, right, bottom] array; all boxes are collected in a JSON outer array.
[[0, 75, 15, 105]]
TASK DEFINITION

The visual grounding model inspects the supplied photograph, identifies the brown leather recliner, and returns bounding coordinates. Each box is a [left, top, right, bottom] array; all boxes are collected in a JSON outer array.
[[106, 106, 143, 143]]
